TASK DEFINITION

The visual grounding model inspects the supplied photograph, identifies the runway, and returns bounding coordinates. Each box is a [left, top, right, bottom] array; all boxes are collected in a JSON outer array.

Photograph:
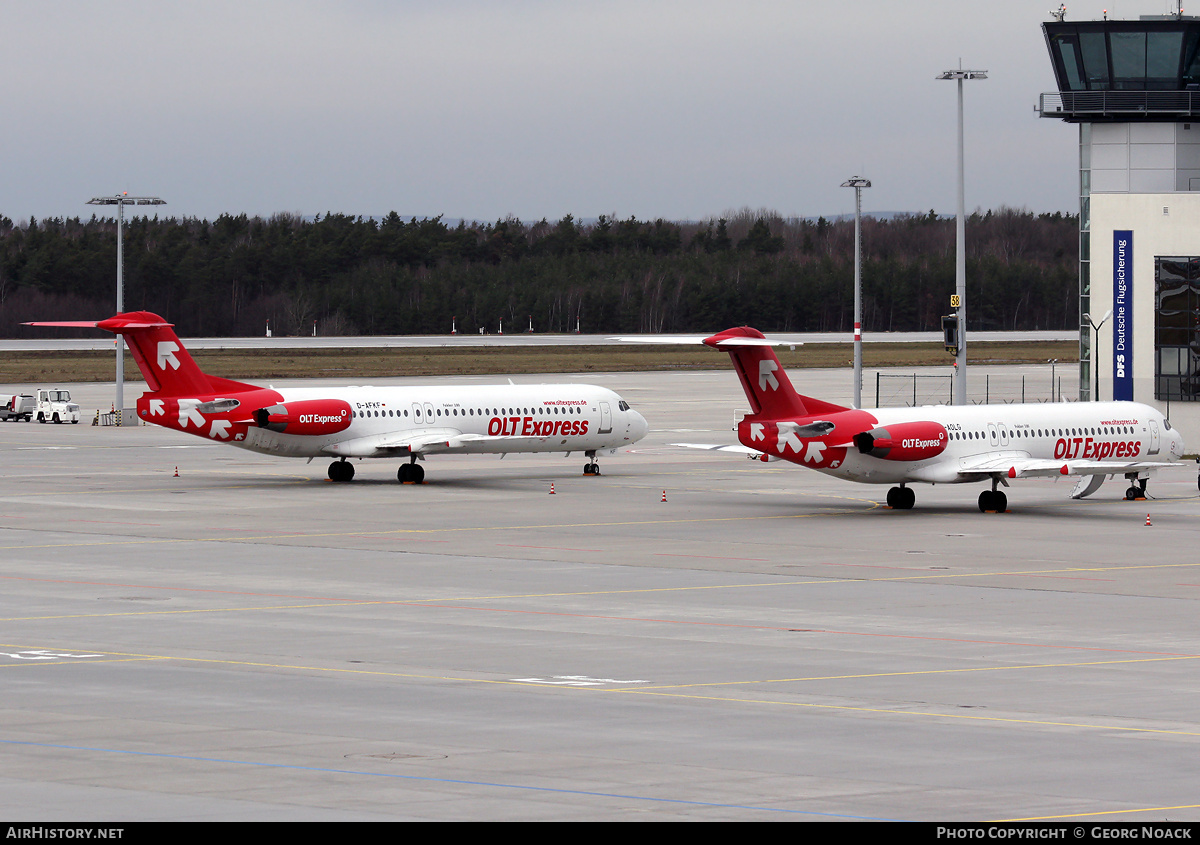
[[2, 367, 1198, 821], [0, 329, 1075, 352]]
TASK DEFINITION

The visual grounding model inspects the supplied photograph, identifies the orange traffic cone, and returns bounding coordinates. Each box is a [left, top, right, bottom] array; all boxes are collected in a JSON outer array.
[[1145, 513, 1152, 526], [174, 466, 179, 477], [549, 482, 555, 495], [661, 490, 667, 503]]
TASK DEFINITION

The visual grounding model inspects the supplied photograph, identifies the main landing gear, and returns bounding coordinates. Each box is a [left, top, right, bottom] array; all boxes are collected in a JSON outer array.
[[328, 459, 355, 482], [978, 478, 1008, 513], [327, 458, 426, 483], [1124, 477, 1148, 501], [582, 450, 601, 476], [397, 459, 425, 484], [886, 485, 915, 509], [978, 489, 1007, 513]]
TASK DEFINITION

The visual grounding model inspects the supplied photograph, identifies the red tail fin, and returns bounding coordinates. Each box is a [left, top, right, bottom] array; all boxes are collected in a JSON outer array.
[[27, 312, 258, 397], [704, 327, 848, 419]]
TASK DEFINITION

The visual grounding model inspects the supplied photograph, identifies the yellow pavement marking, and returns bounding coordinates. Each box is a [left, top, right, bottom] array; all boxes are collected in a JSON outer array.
[[0, 503, 879, 553], [6, 551, 1200, 623], [996, 803, 1200, 821], [5, 644, 1200, 739], [610, 654, 1200, 692]]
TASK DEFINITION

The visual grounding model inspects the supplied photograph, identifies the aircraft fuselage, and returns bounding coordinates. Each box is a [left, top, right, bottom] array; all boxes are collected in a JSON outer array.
[[137, 382, 646, 459], [738, 400, 1183, 485]]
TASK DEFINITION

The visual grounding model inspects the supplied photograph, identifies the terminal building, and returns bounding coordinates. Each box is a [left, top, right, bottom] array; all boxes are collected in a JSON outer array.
[[1039, 11, 1200, 447]]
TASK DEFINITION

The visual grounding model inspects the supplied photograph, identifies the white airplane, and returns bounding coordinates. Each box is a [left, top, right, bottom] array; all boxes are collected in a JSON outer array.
[[625, 327, 1186, 512], [29, 312, 648, 482]]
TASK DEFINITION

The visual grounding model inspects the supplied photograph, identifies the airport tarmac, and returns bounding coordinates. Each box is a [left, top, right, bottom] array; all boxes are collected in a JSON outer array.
[[2, 365, 1199, 821]]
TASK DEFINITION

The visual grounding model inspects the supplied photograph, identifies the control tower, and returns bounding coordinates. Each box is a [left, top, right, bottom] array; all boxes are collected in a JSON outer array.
[[1039, 9, 1200, 441]]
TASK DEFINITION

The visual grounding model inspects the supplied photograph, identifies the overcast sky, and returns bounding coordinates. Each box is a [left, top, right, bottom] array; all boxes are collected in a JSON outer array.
[[1, 1, 1176, 223]]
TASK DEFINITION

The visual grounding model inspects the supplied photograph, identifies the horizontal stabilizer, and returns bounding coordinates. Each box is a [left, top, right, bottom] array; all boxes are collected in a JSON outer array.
[[611, 334, 799, 348], [24, 321, 106, 328]]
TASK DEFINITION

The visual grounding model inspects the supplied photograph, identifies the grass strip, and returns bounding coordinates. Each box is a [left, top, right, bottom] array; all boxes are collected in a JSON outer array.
[[0, 341, 1077, 384]]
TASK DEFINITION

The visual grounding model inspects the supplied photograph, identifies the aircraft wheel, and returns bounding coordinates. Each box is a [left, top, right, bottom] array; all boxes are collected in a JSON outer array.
[[1125, 486, 1140, 501], [398, 463, 424, 484], [901, 487, 915, 509], [328, 460, 354, 482], [978, 490, 994, 513], [993, 491, 1007, 513]]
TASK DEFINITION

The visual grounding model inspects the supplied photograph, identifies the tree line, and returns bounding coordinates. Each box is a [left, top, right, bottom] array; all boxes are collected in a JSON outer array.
[[0, 207, 1078, 338]]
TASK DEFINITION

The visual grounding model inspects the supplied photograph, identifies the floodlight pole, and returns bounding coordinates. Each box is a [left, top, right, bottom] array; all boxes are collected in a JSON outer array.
[[937, 64, 986, 405], [1084, 309, 1113, 401], [86, 194, 166, 419], [841, 177, 870, 408]]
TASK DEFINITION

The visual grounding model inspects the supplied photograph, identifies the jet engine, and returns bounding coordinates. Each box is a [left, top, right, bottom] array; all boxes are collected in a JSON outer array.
[[853, 421, 948, 461], [253, 399, 353, 435]]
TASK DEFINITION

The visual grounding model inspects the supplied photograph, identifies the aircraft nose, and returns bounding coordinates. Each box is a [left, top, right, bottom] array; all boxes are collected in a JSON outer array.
[[630, 410, 648, 442]]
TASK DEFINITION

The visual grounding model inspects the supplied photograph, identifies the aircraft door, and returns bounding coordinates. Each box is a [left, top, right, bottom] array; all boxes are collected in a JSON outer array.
[[599, 401, 613, 434], [412, 403, 423, 425], [1149, 419, 1161, 455], [987, 423, 999, 447], [999, 424, 1009, 447], [424, 403, 435, 424]]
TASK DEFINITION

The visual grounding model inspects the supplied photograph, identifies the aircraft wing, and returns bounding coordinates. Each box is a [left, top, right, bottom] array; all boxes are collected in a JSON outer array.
[[322, 427, 567, 458], [955, 454, 1177, 480], [379, 428, 477, 454], [387, 431, 570, 455]]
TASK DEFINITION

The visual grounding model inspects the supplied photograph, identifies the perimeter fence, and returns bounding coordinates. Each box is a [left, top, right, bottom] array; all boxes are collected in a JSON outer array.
[[873, 372, 1076, 407]]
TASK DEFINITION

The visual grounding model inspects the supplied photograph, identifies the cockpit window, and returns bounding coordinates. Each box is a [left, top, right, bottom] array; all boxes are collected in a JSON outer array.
[[618, 400, 630, 411]]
